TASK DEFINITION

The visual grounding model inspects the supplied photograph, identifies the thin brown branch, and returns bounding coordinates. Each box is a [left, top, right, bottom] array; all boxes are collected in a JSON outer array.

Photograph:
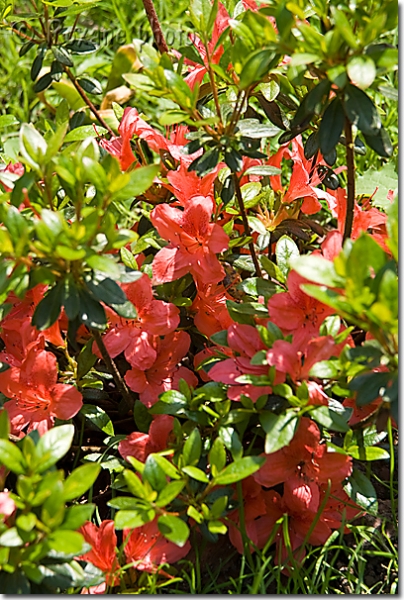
[[92, 330, 134, 413], [141, 0, 168, 54], [63, 67, 114, 135], [233, 173, 263, 277], [343, 118, 355, 241]]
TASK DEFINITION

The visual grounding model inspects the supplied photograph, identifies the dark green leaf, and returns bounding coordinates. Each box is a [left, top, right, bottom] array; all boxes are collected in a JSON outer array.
[[260, 412, 299, 454], [52, 46, 73, 67], [319, 98, 344, 156], [344, 84, 381, 135], [344, 469, 378, 515], [363, 126, 393, 158], [78, 289, 107, 330], [34, 73, 53, 93], [77, 77, 102, 95], [32, 283, 63, 330], [309, 405, 349, 432], [64, 40, 98, 54]]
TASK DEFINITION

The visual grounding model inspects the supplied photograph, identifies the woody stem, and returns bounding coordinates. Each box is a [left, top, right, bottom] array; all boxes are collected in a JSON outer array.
[[63, 67, 114, 135], [343, 118, 355, 241], [233, 173, 263, 277], [141, 0, 168, 54], [92, 330, 134, 413]]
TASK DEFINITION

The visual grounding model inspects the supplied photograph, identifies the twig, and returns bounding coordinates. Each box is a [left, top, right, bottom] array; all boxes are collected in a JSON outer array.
[[233, 173, 263, 277], [63, 66, 114, 135], [92, 329, 134, 413], [141, 0, 168, 54], [343, 118, 355, 241]]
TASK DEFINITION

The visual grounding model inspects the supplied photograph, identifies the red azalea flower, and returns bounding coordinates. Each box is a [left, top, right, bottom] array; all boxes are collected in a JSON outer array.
[[0, 338, 82, 436], [254, 417, 352, 488], [97, 274, 179, 370], [267, 270, 335, 348], [123, 519, 191, 573], [118, 415, 174, 463], [151, 196, 229, 286], [208, 323, 276, 401], [125, 331, 197, 407], [266, 335, 337, 383], [191, 282, 234, 338], [331, 187, 389, 252], [79, 520, 120, 587]]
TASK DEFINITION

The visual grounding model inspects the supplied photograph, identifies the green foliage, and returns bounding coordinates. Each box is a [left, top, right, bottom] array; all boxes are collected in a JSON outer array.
[[0, 415, 102, 593]]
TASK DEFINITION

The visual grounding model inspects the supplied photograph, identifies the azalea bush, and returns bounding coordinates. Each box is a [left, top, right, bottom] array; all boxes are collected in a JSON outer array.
[[0, 0, 398, 594]]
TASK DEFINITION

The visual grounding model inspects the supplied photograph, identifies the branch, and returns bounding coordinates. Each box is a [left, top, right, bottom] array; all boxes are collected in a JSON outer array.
[[343, 118, 355, 241], [233, 173, 263, 277], [92, 329, 134, 413], [63, 67, 114, 135], [141, 0, 168, 54]]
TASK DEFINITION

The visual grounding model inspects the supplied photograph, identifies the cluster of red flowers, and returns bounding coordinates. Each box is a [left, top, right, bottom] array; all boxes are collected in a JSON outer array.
[[0, 2, 394, 585]]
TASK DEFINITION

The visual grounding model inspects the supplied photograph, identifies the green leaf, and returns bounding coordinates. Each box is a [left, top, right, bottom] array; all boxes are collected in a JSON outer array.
[[86, 254, 121, 278], [349, 371, 392, 407], [182, 466, 209, 483], [77, 77, 102, 95], [123, 469, 147, 499], [64, 463, 101, 501], [356, 162, 397, 210], [77, 337, 97, 380], [239, 49, 277, 89], [111, 164, 160, 202], [214, 456, 264, 485], [0, 409, 10, 439], [293, 255, 344, 287], [244, 165, 281, 177], [260, 412, 299, 454], [344, 469, 378, 515], [237, 119, 280, 139], [0, 439, 26, 474], [151, 454, 181, 480], [20, 123, 47, 170], [318, 98, 344, 156], [52, 46, 73, 67], [48, 531, 85, 555], [143, 455, 167, 492], [64, 39, 98, 54], [0, 572, 30, 594], [0, 115, 19, 128], [182, 428, 202, 467], [309, 360, 338, 379], [347, 56, 376, 90], [344, 84, 381, 135], [32, 283, 63, 331], [331, 7, 358, 49], [80, 405, 114, 436], [78, 288, 107, 330], [114, 508, 155, 529], [348, 445, 389, 461], [158, 515, 190, 547], [309, 405, 349, 433], [65, 125, 107, 143], [275, 235, 299, 278], [35, 424, 74, 472], [363, 126, 393, 159], [60, 504, 95, 530], [208, 438, 226, 475], [0, 527, 24, 547], [155, 481, 185, 507]]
